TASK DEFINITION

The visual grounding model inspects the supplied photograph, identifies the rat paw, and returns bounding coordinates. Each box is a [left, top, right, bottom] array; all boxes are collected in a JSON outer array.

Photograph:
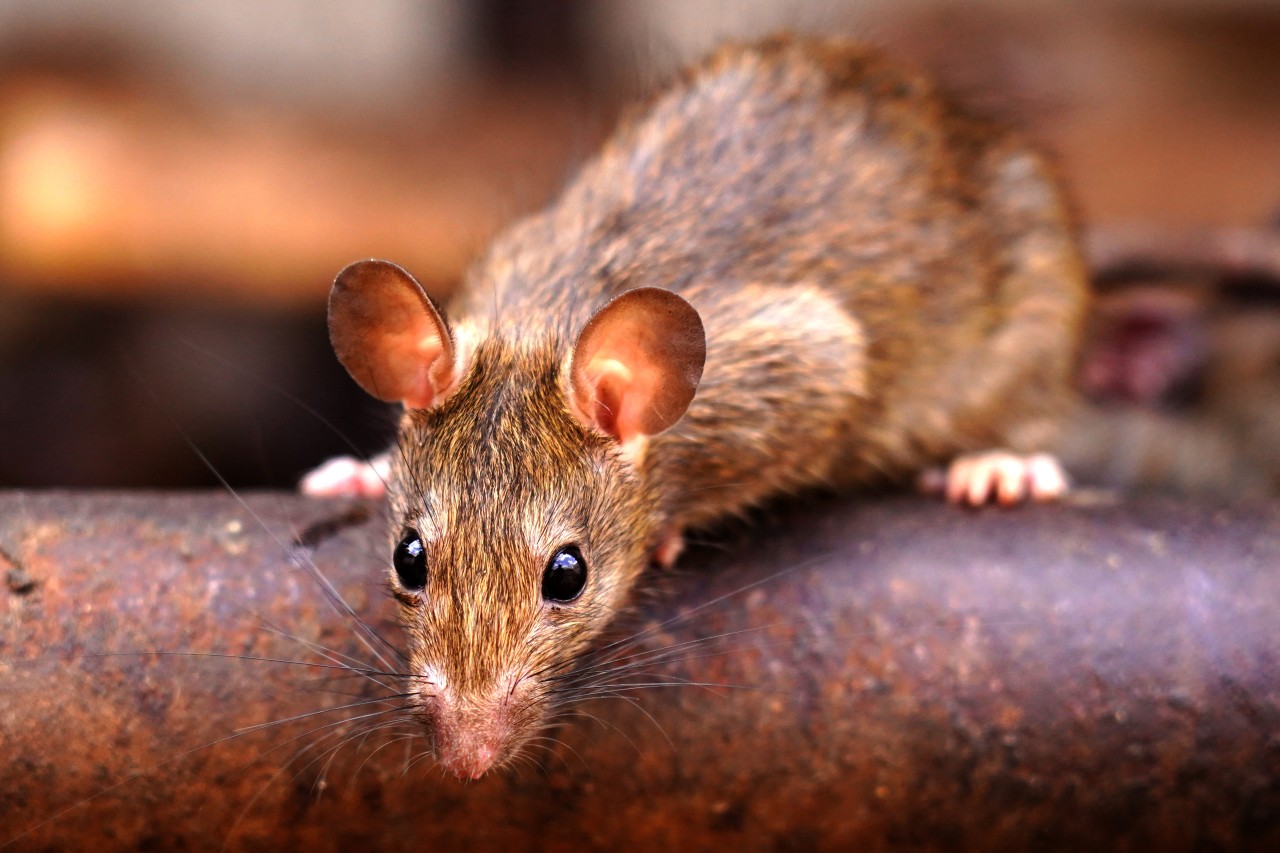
[[920, 451, 1069, 507], [652, 527, 685, 568], [299, 454, 390, 498]]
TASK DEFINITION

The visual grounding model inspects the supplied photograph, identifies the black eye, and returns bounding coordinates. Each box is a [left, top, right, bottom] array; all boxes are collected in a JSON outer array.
[[393, 530, 427, 590], [542, 546, 587, 603]]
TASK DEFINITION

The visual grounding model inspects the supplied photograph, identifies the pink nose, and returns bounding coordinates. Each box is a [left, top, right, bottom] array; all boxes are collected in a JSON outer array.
[[424, 678, 519, 780], [430, 701, 506, 779], [437, 738, 499, 780]]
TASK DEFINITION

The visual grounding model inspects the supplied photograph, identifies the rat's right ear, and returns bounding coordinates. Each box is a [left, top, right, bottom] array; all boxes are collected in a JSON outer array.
[[569, 287, 706, 450], [328, 260, 455, 409]]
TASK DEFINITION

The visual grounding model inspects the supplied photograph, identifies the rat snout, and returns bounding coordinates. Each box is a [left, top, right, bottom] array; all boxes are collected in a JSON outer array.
[[436, 724, 501, 781], [425, 681, 521, 780]]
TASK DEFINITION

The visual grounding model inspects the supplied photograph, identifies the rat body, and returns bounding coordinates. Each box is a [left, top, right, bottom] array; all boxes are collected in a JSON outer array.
[[307, 36, 1087, 779]]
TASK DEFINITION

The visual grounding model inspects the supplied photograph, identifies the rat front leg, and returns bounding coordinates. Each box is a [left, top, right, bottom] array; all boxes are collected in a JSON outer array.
[[919, 451, 1069, 507], [299, 453, 391, 498]]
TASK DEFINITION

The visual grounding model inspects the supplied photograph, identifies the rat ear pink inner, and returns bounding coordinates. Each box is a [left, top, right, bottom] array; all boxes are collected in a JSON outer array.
[[570, 287, 706, 442], [1079, 287, 1205, 405], [328, 259, 454, 408]]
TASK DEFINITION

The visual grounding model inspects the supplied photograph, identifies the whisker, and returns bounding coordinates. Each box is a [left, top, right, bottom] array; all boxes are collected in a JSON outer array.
[[1, 693, 400, 850], [584, 552, 833, 661], [14, 649, 399, 679], [222, 711, 413, 850], [594, 692, 673, 753], [558, 621, 794, 683], [353, 730, 425, 778], [166, 336, 385, 476], [233, 694, 412, 735], [122, 355, 406, 676], [252, 620, 405, 694], [544, 706, 644, 760], [522, 734, 589, 774]]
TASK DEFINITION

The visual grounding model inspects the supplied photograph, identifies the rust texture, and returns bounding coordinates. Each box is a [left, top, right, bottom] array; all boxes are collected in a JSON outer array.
[[1, 490, 1278, 851]]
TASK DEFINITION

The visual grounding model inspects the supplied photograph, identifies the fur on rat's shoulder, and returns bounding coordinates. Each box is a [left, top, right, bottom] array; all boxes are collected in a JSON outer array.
[[302, 33, 1089, 779]]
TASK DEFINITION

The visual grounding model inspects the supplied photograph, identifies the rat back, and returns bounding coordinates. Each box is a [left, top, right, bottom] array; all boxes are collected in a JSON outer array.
[[452, 35, 1087, 529]]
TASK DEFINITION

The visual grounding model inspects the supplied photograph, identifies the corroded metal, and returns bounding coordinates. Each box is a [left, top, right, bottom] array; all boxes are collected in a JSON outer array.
[[1, 491, 1278, 851]]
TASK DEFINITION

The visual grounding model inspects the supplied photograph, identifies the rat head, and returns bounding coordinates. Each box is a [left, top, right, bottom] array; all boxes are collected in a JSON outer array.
[[327, 259, 704, 779]]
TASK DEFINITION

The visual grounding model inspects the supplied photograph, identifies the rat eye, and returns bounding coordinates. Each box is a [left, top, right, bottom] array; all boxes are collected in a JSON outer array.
[[393, 530, 427, 590], [542, 546, 587, 603]]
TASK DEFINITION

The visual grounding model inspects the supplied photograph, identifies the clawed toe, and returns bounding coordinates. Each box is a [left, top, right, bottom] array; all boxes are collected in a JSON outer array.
[[922, 451, 1069, 508]]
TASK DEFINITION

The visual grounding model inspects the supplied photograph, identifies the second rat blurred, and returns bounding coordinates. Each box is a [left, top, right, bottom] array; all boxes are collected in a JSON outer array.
[[1062, 271, 1280, 497], [303, 35, 1089, 779]]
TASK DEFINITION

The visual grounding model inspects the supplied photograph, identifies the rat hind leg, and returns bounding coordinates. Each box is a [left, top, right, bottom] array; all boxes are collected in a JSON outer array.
[[918, 451, 1069, 507]]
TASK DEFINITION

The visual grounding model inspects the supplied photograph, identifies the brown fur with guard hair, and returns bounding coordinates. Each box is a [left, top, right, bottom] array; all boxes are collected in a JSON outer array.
[[355, 34, 1087, 777]]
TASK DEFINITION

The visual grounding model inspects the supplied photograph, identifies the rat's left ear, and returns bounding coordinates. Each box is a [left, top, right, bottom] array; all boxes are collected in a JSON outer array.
[[569, 287, 706, 450]]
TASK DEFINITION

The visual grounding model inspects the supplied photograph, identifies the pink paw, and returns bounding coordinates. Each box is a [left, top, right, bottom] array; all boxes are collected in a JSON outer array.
[[653, 527, 685, 568], [919, 451, 1069, 507], [299, 455, 389, 498]]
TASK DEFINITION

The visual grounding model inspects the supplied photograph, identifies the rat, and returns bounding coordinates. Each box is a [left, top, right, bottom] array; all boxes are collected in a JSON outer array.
[[300, 35, 1088, 780], [1062, 274, 1280, 497]]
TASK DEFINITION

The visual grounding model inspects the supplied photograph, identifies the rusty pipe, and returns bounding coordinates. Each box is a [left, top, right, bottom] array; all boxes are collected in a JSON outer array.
[[1, 491, 1278, 851]]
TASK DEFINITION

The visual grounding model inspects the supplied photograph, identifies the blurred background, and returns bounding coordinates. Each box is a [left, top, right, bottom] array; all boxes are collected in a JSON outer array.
[[1, 0, 1278, 489]]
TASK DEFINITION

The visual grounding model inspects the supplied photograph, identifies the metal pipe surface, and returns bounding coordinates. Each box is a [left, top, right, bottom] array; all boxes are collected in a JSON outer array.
[[1, 491, 1277, 851]]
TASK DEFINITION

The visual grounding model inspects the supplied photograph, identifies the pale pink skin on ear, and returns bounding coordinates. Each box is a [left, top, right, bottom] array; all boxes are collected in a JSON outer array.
[[569, 287, 706, 446], [328, 259, 455, 410], [301, 260, 457, 499]]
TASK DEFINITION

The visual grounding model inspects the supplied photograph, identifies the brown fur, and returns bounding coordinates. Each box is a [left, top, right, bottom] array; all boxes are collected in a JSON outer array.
[[378, 35, 1088, 775]]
